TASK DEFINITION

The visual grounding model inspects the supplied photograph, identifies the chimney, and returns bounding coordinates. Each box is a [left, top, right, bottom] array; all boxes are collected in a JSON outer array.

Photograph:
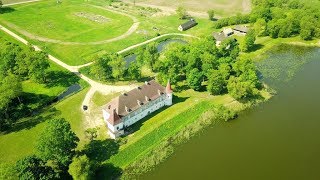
[[158, 89, 162, 95], [145, 96, 150, 102], [145, 81, 149, 85], [137, 100, 142, 106]]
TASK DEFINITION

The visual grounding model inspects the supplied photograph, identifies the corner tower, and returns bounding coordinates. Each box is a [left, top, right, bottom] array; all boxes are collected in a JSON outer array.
[[165, 80, 173, 106]]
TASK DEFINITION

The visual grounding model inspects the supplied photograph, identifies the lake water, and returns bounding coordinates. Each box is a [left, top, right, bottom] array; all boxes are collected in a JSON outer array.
[[141, 45, 320, 180]]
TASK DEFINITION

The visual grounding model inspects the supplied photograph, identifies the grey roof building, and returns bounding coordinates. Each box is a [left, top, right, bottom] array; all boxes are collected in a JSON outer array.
[[178, 19, 198, 31]]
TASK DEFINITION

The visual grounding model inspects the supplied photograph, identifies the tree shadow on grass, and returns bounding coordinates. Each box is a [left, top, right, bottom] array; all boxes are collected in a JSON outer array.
[[248, 44, 264, 52], [0, 7, 15, 14], [3, 108, 59, 134], [45, 71, 80, 88], [95, 163, 122, 180], [83, 139, 120, 163], [82, 139, 122, 179]]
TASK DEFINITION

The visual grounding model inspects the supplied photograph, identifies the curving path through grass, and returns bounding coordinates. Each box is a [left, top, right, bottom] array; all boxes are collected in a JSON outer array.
[[1, 4, 140, 45]]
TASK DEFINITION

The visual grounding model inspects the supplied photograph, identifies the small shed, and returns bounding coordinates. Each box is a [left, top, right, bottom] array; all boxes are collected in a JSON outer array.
[[178, 19, 198, 31], [223, 28, 234, 37], [213, 32, 227, 46], [233, 25, 249, 34]]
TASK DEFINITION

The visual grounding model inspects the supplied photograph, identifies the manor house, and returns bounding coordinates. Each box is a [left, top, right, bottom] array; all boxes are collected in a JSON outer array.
[[102, 80, 173, 139]]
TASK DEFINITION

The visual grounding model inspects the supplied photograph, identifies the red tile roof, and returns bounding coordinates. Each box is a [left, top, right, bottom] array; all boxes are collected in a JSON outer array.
[[103, 80, 166, 125]]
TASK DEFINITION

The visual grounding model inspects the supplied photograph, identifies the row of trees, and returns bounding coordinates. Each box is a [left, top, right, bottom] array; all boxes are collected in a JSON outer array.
[[0, 40, 51, 131], [89, 42, 159, 82], [153, 37, 261, 100], [176, 6, 215, 21], [215, 0, 320, 40]]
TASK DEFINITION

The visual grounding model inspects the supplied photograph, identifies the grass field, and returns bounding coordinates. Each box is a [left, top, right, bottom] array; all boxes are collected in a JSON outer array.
[[0, 0, 133, 42]]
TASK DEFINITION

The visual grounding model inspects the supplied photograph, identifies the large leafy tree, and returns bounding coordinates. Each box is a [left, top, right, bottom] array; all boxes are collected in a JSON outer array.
[[15, 155, 56, 180], [28, 51, 50, 83], [186, 68, 203, 91], [127, 62, 141, 80], [0, 163, 17, 180], [36, 119, 79, 170], [241, 30, 256, 52], [207, 70, 225, 95], [68, 155, 93, 180], [176, 6, 187, 19], [207, 10, 215, 20], [144, 42, 159, 71], [0, 74, 22, 128], [108, 54, 126, 80]]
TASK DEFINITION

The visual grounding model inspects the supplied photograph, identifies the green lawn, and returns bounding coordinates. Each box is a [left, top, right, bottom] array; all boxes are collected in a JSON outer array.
[[0, 0, 133, 42]]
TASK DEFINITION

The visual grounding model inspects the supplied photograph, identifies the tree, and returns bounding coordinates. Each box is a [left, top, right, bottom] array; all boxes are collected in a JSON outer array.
[[186, 68, 203, 91], [15, 155, 56, 180], [254, 18, 267, 36], [227, 75, 259, 100], [108, 55, 126, 80], [85, 128, 98, 141], [68, 155, 93, 180], [207, 70, 225, 95], [0, 0, 2, 10], [127, 62, 141, 80], [300, 16, 315, 40], [207, 10, 215, 20], [90, 56, 112, 81], [176, 6, 187, 19], [36, 119, 79, 170], [0, 163, 17, 180], [0, 74, 22, 126], [144, 42, 159, 71], [241, 30, 256, 52], [28, 51, 50, 83]]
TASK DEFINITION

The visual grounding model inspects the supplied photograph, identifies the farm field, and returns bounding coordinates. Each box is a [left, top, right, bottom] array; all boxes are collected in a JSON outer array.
[[126, 0, 251, 16]]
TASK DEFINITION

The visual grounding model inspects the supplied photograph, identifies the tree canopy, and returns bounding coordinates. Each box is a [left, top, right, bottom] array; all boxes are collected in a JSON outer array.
[[154, 36, 261, 100], [215, 0, 320, 40], [36, 119, 79, 170], [68, 155, 93, 180], [15, 155, 56, 180], [176, 6, 187, 19]]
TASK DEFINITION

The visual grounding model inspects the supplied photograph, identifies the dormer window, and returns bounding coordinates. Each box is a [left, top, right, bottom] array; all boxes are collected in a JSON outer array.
[[137, 100, 143, 106]]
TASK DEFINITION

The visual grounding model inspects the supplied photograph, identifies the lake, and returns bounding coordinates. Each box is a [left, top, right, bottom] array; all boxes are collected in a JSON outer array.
[[141, 45, 320, 180]]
